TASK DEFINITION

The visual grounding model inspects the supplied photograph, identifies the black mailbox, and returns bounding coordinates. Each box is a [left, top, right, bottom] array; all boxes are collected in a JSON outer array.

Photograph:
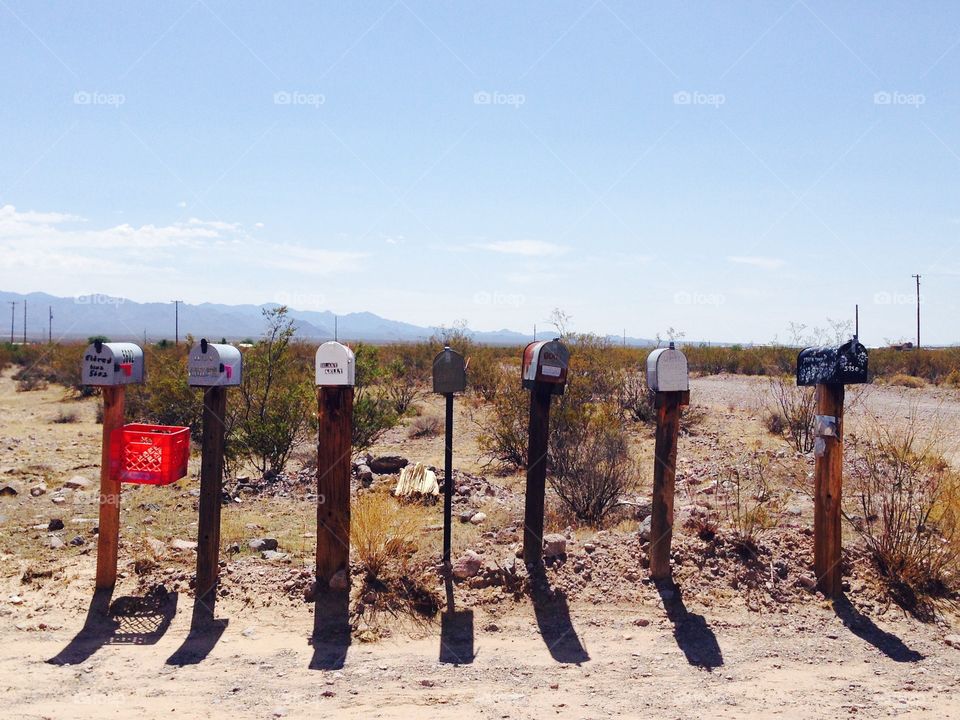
[[796, 339, 869, 387], [432, 346, 467, 394]]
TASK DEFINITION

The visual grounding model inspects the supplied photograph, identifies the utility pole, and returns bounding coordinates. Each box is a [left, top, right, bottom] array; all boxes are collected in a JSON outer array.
[[911, 274, 921, 349], [172, 300, 182, 346], [48, 306, 53, 343], [854, 304, 859, 339], [9, 302, 15, 344], [23, 300, 26, 344]]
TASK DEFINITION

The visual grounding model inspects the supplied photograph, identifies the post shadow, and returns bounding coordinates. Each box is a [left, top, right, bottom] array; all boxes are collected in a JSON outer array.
[[530, 564, 589, 664], [165, 588, 228, 666], [48, 586, 178, 666], [440, 576, 475, 665], [309, 591, 351, 670], [655, 579, 723, 670], [832, 595, 923, 662]]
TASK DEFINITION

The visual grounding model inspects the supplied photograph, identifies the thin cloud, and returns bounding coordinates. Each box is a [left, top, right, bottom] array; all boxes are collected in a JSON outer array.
[[727, 255, 785, 270], [475, 239, 568, 257]]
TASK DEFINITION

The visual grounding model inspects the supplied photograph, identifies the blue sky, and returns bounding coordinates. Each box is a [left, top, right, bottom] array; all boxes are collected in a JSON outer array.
[[0, 1, 957, 345]]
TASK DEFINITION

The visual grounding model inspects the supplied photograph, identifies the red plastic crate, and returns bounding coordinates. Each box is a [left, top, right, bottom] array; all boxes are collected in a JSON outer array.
[[110, 423, 190, 486]]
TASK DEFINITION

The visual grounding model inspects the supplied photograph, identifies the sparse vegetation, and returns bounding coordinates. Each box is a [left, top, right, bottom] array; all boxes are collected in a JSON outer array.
[[350, 492, 421, 582], [718, 452, 783, 552], [767, 377, 816, 453], [408, 414, 442, 439]]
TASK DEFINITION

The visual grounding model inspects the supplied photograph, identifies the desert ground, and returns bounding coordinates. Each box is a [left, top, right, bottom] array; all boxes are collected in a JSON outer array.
[[1, 369, 959, 719]]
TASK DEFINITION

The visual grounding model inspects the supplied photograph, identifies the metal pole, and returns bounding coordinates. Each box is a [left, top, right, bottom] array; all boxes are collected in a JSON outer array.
[[855, 304, 859, 339], [48, 306, 53, 343], [23, 300, 26, 344], [912, 274, 921, 349], [443, 392, 454, 567], [9, 302, 14, 343]]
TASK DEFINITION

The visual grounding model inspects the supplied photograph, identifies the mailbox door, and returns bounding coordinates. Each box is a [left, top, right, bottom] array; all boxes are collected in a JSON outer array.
[[647, 347, 688, 393], [315, 342, 356, 386], [535, 341, 569, 386], [432, 348, 466, 394]]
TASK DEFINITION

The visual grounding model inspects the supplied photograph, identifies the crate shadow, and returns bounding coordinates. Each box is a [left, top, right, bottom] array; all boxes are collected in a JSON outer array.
[[47, 586, 178, 666]]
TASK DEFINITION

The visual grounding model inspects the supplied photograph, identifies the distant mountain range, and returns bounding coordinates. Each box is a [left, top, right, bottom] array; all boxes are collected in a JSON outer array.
[[1, 290, 657, 346]]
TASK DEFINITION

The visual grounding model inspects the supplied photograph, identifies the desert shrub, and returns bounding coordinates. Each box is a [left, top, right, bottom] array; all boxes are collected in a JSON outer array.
[[14, 369, 47, 392], [847, 416, 960, 604], [125, 343, 203, 433], [763, 409, 786, 436], [230, 306, 314, 478], [350, 492, 420, 581], [465, 345, 505, 401], [680, 403, 708, 434], [51, 408, 79, 424], [617, 370, 656, 423], [768, 377, 816, 453], [476, 368, 529, 469], [351, 343, 399, 451], [944, 369, 960, 388], [384, 358, 424, 416], [888, 373, 926, 389], [548, 401, 638, 525], [718, 452, 782, 552], [408, 415, 442, 439]]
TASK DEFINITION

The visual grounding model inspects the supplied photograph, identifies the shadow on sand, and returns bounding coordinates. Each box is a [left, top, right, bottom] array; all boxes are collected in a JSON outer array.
[[833, 595, 923, 662], [309, 591, 351, 670], [165, 587, 228, 666], [440, 576, 475, 665], [530, 564, 589, 664], [48, 586, 178, 666], [655, 578, 723, 670]]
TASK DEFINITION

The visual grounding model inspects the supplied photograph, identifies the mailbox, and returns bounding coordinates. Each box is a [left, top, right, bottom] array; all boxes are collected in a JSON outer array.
[[187, 338, 242, 387], [432, 346, 467, 394], [796, 338, 869, 387], [521, 339, 569, 394], [315, 341, 355, 386], [646, 343, 689, 393], [81, 341, 144, 386]]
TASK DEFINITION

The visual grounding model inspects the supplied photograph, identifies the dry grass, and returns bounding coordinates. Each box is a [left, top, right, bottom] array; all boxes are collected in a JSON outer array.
[[407, 414, 442, 439], [351, 491, 422, 580], [887, 373, 927, 389]]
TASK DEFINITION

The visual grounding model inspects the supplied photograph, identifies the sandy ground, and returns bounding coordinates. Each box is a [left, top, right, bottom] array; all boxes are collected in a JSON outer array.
[[2, 370, 960, 719]]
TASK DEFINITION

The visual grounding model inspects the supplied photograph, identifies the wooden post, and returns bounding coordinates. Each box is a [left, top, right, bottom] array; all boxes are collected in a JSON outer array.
[[523, 383, 553, 566], [316, 385, 354, 589], [95, 386, 125, 589], [196, 385, 227, 606], [649, 391, 684, 580], [443, 392, 454, 567], [814, 383, 845, 597]]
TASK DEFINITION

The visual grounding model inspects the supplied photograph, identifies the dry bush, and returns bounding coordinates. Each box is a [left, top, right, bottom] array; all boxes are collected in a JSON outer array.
[[476, 369, 529, 469], [51, 408, 79, 424], [350, 492, 421, 581], [718, 452, 783, 552], [616, 370, 656, 423], [408, 415, 442, 439], [944, 369, 960, 388], [768, 377, 816, 453], [847, 412, 960, 606], [384, 358, 424, 416], [887, 373, 926, 389]]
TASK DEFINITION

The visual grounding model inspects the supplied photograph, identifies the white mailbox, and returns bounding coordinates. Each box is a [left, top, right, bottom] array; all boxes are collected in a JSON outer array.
[[187, 338, 242, 387], [315, 341, 355, 386], [81, 341, 145, 386], [646, 343, 689, 393]]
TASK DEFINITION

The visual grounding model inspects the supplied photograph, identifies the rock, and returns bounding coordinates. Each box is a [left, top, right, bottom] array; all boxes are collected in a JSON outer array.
[[452, 551, 482, 579], [64, 476, 90, 490], [394, 462, 439, 497], [145, 537, 167, 556], [797, 574, 817, 591], [170, 539, 198, 551], [369, 456, 408, 474], [226, 542, 241, 554], [0, 484, 19, 496], [469, 512, 487, 525], [458, 510, 474, 523], [48, 536, 64, 549], [356, 465, 374, 485], [30, 484, 46, 497], [584, 542, 596, 554], [261, 550, 288, 561], [69, 535, 85, 546], [329, 570, 349, 591], [272, 706, 287, 718], [51, 495, 66, 505], [634, 618, 650, 627], [542, 534, 567, 558], [945, 635, 960, 649], [638, 516, 652, 541], [48, 518, 64, 531], [248, 538, 279, 552]]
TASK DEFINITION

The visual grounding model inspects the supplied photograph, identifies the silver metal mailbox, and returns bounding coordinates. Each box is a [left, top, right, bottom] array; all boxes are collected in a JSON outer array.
[[187, 338, 242, 387], [315, 341, 356, 386], [521, 339, 569, 394], [646, 343, 689, 393], [432, 346, 467, 394], [81, 341, 144, 386]]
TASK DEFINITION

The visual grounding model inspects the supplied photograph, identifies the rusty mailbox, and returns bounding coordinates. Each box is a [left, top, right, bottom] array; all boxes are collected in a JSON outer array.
[[81, 341, 144, 386], [315, 341, 356, 386], [187, 338, 242, 387], [646, 342, 689, 393], [796, 338, 869, 387], [432, 346, 467, 395], [521, 339, 569, 394]]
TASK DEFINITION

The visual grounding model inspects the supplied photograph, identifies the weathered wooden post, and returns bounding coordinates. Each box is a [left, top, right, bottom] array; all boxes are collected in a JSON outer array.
[[82, 341, 145, 589], [797, 338, 869, 597], [432, 346, 468, 569], [520, 339, 569, 567], [646, 342, 690, 580], [187, 339, 242, 609], [315, 341, 356, 591]]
